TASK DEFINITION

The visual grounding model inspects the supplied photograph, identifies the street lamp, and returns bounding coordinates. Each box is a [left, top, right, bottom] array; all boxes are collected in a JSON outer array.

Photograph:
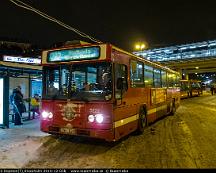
[[135, 43, 147, 51]]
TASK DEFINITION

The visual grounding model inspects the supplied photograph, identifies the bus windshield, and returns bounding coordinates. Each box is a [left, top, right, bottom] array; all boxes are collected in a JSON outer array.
[[43, 62, 112, 101]]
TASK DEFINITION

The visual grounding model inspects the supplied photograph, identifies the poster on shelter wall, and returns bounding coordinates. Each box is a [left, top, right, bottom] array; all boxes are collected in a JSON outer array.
[[0, 78, 4, 125]]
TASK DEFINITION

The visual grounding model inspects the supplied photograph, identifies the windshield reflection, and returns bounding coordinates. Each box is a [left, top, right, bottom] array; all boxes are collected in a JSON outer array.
[[44, 62, 112, 101]]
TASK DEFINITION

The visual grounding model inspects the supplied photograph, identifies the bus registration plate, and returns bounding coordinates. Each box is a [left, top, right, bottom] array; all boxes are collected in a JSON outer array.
[[60, 128, 76, 134]]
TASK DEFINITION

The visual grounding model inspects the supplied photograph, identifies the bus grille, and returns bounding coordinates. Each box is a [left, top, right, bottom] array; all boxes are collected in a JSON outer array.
[[77, 129, 90, 136], [49, 126, 60, 132]]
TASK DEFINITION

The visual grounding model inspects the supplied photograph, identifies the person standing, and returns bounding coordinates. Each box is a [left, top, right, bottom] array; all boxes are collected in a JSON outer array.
[[210, 85, 214, 95], [12, 86, 25, 125], [30, 94, 40, 119]]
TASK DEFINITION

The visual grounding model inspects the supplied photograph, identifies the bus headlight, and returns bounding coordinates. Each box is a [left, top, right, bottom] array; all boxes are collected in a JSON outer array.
[[48, 112, 53, 119], [42, 111, 49, 118], [88, 115, 95, 122], [42, 111, 53, 119], [95, 114, 104, 123]]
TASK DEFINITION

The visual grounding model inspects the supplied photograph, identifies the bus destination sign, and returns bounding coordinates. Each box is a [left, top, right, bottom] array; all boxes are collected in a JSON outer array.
[[47, 46, 100, 62]]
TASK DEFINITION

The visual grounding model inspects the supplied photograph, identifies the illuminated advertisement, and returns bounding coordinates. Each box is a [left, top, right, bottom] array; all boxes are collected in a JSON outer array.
[[47, 46, 100, 62], [0, 78, 3, 125], [3, 55, 41, 64]]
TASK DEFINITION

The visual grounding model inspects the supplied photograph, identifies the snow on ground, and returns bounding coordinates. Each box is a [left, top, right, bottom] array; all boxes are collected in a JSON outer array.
[[0, 118, 49, 168], [1, 91, 216, 168]]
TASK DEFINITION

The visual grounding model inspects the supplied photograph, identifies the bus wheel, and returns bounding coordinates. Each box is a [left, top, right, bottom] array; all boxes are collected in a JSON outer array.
[[136, 106, 147, 134], [170, 99, 176, 116]]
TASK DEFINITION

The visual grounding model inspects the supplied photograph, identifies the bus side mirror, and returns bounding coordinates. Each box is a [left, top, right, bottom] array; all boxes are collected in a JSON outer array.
[[117, 78, 123, 90]]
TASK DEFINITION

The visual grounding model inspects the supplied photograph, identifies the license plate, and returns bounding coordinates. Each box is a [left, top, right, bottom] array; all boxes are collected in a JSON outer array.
[[60, 128, 76, 134]]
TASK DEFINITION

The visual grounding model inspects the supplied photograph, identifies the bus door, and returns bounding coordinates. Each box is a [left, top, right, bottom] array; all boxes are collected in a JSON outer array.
[[113, 63, 137, 139], [150, 69, 167, 120]]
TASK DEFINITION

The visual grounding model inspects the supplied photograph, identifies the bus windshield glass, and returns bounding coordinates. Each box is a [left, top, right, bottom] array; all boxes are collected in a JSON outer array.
[[43, 62, 112, 101]]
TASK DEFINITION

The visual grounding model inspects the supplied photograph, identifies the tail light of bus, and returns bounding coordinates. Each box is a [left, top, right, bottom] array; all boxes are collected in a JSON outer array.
[[42, 111, 53, 119], [88, 114, 104, 124]]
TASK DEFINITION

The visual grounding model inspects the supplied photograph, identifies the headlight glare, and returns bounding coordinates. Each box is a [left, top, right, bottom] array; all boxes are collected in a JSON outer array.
[[48, 112, 53, 119], [95, 114, 104, 123], [42, 111, 53, 119], [88, 115, 95, 122], [42, 111, 49, 118]]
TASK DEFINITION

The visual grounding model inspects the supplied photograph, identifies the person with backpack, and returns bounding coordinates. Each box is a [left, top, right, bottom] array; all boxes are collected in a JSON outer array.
[[11, 86, 26, 125]]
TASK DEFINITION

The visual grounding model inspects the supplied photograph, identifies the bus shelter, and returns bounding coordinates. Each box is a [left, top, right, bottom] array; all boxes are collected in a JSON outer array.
[[0, 55, 42, 128]]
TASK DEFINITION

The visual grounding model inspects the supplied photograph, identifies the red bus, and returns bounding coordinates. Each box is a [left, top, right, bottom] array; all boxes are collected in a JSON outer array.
[[40, 42, 180, 141]]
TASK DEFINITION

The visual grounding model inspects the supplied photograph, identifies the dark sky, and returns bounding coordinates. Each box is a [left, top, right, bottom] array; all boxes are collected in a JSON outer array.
[[1, 0, 216, 52]]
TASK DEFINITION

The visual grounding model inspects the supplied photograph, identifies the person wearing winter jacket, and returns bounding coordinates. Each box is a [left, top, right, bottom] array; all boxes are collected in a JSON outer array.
[[11, 86, 26, 125]]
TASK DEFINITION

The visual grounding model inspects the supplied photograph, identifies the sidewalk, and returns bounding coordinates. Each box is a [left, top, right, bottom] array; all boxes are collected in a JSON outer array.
[[202, 90, 214, 96], [8, 111, 40, 128], [0, 118, 49, 168]]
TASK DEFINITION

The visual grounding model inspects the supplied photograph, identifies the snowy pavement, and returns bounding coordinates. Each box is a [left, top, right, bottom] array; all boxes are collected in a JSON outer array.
[[1, 92, 216, 168], [0, 118, 49, 168]]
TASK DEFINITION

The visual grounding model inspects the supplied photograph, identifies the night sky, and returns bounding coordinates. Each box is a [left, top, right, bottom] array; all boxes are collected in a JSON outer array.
[[1, 0, 216, 52]]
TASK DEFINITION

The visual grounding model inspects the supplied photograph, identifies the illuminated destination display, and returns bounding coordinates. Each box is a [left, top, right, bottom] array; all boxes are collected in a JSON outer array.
[[3, 56, 41, 64], [47, 46, 100, 62]]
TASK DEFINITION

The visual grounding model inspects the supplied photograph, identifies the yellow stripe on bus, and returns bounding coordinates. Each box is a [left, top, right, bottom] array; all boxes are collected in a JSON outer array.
[[157, 105, 167, 111], [114, 114, 139, 128], [114, 104, 168, 128], [147, 108, 156, 115]]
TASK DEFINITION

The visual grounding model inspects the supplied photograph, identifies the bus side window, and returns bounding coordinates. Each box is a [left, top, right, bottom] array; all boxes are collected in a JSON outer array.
[[115, 64, 128, 99], [130, 60, 144, 87], [144, 65, 153, 87], [175, 75, 180, 87], [167, 73, 174, 87], [153, 68, 161, 88], [161, 70, 167, 88]]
